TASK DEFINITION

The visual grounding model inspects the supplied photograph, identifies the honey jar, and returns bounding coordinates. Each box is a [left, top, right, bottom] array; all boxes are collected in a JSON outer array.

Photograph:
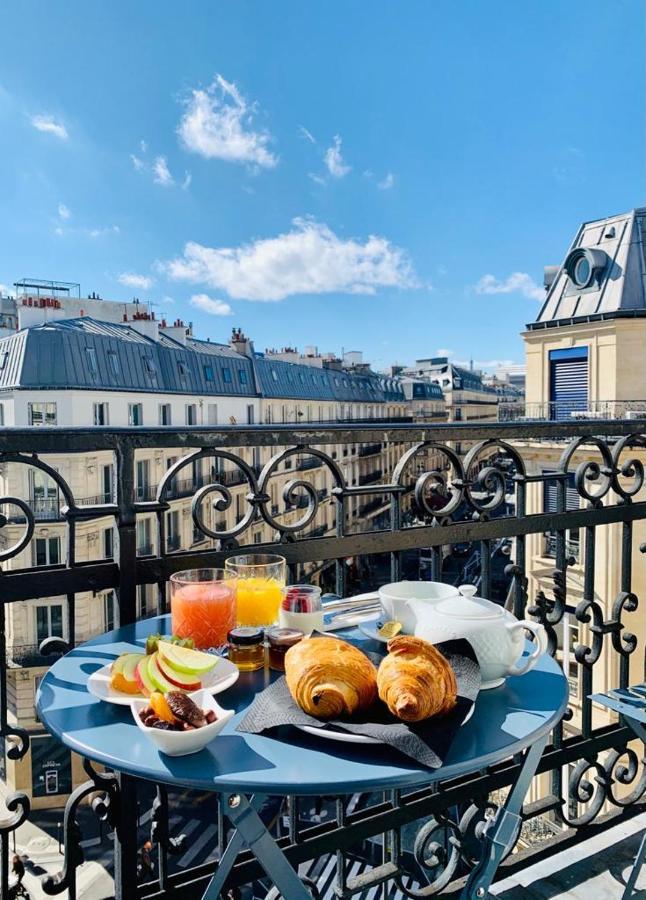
[[227, 626, 265, 671]]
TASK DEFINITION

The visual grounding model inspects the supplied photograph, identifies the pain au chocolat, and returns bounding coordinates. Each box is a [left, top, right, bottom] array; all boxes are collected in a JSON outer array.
[[377, 635, 457, 722], [284, 635, 378, 718]]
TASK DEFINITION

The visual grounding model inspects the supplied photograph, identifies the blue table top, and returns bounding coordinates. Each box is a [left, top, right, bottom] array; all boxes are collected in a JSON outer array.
[[37, 616, 568, 796]]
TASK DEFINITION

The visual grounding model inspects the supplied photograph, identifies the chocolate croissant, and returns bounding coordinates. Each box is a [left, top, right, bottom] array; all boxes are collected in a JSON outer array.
[[284, 636, 378, 718], [378, 636, 457, 722]]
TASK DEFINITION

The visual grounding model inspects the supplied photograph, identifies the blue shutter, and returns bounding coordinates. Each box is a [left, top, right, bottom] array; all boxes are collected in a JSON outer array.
[[549, 348, 588, 421]]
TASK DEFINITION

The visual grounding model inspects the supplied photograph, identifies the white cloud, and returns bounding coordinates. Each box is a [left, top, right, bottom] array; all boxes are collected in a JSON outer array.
[[435, 348, 454, 357], [57, 203, 71, 220], [165, 217, 417, 302], [130, 153, 145, 171], [299, 126, 316, 144], [161, 296, 175, 305], [177, 74, 277, 169], [475, 272, 544, 301], [377, 172, 395, 190], [153, 156, 174, 186], [308, 172, 326, 186], [31, 114, 68, 140], [140, 139, 148, 153], [118, 272, 153, 290], [454, 357, 520, 372], [88, 225, 120, 238], [324, 135, 350, 178], [190, 293, 233, 316], [181, 171, 192, 190]]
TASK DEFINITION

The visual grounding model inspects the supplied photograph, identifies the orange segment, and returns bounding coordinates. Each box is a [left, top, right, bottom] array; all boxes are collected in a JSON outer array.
[[150, 691, 176, 724]]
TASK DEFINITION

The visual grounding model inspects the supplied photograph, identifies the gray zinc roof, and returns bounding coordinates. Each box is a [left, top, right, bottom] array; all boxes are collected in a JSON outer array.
[[530, 208, 646, 329], [0, 317, 256, 396]]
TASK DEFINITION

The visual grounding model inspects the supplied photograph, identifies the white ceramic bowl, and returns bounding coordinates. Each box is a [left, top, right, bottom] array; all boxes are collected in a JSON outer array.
[[131, 689, 234, 757]]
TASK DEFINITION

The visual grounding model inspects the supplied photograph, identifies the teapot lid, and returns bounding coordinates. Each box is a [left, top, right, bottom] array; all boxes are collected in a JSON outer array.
[[434, 584, 504, 620]]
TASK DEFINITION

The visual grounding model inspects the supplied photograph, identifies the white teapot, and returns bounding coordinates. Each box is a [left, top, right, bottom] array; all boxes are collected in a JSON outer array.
[[409, 585, 548, 690]]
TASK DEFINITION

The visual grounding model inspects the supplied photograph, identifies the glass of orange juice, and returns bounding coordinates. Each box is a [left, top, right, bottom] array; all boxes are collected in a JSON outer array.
[[170, 569, 236, 650], [225, 554, 286, 627]]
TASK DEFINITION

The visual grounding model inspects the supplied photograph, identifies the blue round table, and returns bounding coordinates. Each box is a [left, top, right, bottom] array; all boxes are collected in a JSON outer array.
[[37, 615, 568, 899]]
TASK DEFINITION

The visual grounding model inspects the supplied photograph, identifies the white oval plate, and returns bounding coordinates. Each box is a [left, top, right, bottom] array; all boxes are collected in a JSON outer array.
[[87, 654, 239, 706], [297, 705, 474, 745]]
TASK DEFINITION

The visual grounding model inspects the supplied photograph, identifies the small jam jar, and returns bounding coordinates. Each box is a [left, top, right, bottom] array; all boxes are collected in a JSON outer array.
[[266, 627, 304, 672], [227, 626, 265, 671]]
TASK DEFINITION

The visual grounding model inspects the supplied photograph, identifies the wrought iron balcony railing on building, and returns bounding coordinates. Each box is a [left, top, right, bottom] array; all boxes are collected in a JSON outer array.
[[358, 442, 382, 457], [1, 418, 646, 899]]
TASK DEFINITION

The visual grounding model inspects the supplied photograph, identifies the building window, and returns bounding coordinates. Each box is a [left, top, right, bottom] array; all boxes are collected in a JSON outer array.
[[192, 522, 203, 544], [101, 464, 113, 503], [177, 360, 188, 377], [30, 469, 59, 517], [0, 351, 8, 370], [543, 471, 580, 561], [104, 591, 116, 631], [222, 367, 232, 383], [239, 369, 248, 384], [138, 584, 149, 618], [128, 403, 143, 426], [549, 347, 589, 421], [207, 403, 218, 425], [36, 604, 63, 645], [0, 403, 4, 426], [246, 405, 255, 425], [186, 404, 197, 426], [107, 352, 119, 377], [93, 402, 109, 426], [85, 347, 98, 375], [34, 536, 61, 567], [137, 518, 151, 555], [103, 527, 114, 559], [203, 365, 214, 382], [167, 510, 180, 550], [136, 459, 150, 500], [159, 403, 171, 426], [29, 402, 57, 426], [143, 356, 156, 375]]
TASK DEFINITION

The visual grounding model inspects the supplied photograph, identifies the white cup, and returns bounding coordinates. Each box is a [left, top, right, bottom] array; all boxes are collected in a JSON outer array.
[[378, 580, 459, 634]]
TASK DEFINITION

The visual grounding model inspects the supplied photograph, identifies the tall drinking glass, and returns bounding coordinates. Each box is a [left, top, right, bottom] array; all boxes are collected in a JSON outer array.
[[225, 554, 286, 627], [170, 569, 236, 650]]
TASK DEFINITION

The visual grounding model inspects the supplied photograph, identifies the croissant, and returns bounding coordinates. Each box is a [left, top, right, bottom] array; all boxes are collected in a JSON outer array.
[[284, 636, 378, 719], [377, 636, 457, 722]]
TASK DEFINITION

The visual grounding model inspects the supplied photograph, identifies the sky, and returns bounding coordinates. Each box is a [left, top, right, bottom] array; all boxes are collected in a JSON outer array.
[[0, 1, 643, 372]]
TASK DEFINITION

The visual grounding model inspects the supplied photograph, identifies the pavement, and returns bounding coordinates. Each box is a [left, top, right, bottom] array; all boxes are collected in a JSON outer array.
[[491, 811, 646, 899]]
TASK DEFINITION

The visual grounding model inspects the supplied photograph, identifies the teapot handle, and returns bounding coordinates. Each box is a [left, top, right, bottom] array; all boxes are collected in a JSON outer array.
[[504, 620, 548, 677]]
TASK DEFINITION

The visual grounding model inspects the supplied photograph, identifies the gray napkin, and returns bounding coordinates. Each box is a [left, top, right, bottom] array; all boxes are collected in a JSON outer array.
[[237, 639, 480, 769]]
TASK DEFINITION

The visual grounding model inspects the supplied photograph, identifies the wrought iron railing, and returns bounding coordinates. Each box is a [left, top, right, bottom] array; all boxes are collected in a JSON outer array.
[[1, 419, 646, 899]]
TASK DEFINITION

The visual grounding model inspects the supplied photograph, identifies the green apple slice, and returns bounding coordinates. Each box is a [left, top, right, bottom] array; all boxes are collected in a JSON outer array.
[[156, 654, 202, 690], [157, 641, 218, 676], [147, 652, 178, 693], [135, 656, 157, 696]]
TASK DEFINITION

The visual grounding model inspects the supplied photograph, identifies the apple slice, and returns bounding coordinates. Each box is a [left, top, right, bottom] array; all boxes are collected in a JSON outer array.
[[147, 653, 178, 694], [157, 641, 218, 677], [111, 653, 144, 694], [156, 653, 202, 690], [135, 656, 157, 696]]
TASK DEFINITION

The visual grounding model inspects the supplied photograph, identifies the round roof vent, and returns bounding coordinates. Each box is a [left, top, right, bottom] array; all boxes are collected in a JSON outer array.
[[564, 247, 608, 289]]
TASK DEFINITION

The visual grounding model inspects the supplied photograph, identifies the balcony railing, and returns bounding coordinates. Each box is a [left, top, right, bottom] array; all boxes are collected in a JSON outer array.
[[2, 419, 646, 899], [358, 469, 383, 485], [499, 399, 646, 422], [296, 456, 324, 471], [358, 442, 382, 457]]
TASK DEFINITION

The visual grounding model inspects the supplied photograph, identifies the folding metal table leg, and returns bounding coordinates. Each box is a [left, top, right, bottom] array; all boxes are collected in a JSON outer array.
[[202, 793, 311, 900], [460, 734, 548, 899], [622, 829, 646, 899]]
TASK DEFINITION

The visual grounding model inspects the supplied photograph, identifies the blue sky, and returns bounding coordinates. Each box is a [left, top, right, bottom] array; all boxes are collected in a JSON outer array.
[[0, 1, 643, 371]]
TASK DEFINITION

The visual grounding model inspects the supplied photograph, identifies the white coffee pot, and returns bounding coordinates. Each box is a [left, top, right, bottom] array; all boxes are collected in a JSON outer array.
[[408, 584, 548, 690]]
